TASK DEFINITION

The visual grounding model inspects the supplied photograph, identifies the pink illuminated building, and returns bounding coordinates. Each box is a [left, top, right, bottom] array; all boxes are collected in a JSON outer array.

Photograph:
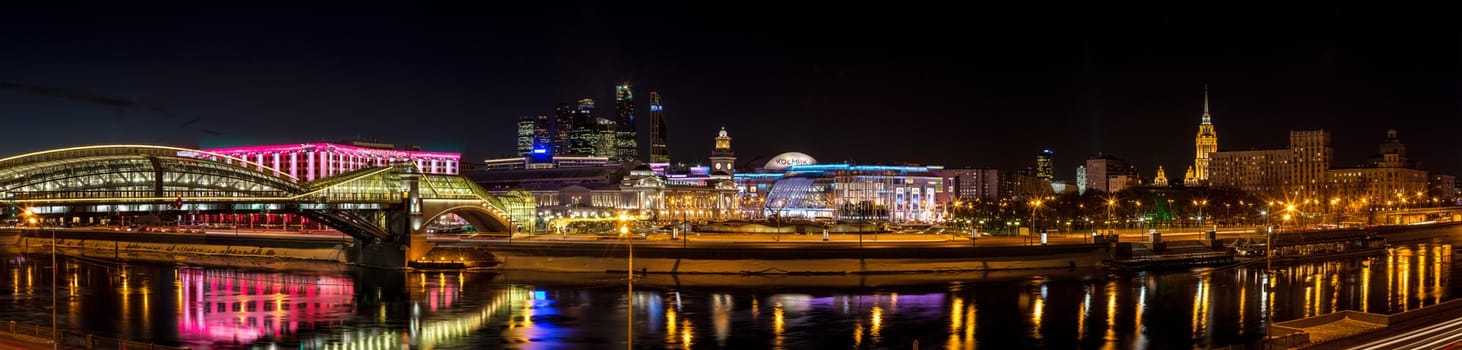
[[200, 142, 461, 181]]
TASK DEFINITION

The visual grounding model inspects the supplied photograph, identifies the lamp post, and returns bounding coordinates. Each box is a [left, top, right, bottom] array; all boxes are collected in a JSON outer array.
[[1030, 198, 1043, 239], [1105, 199, 1116, 235], [619, 213, 633, 350], [49, 220, 56, 350]]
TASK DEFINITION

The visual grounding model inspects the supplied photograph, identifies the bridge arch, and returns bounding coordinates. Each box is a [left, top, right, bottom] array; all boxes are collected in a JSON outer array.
[[418, 201, 513, 235]]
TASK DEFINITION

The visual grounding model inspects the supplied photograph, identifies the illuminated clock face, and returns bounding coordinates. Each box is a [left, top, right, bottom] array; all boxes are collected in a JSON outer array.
[[715, 163, 722, 170]]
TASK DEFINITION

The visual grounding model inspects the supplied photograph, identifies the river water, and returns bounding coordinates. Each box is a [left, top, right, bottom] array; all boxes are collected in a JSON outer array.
[[0, 232, 1455, 349]]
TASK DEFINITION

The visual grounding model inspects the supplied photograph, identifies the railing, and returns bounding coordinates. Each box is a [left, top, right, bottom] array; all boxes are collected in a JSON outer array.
[[0, 320, 190, 350], [1117, 251, 1233, 263]]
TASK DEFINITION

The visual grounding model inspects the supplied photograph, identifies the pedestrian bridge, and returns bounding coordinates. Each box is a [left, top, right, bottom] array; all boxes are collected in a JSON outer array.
[[0, 145, 520, 267]]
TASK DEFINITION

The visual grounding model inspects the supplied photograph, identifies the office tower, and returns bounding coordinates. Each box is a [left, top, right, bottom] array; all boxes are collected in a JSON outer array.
[[596, 116, 617, 158], [614, 83, 639, 162], [516, 116, 534, 156], [516, 115, 550, 156], [1035, 149, 1054, 180], [1076, 166, 1087, 194], [649, 91, 670, 163], [552, 102, 573, 153], [567, 99, 599, 156]]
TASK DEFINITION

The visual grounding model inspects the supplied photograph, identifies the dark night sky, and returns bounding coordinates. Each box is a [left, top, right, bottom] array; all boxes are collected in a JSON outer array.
[[1, 4, 1459, 179]]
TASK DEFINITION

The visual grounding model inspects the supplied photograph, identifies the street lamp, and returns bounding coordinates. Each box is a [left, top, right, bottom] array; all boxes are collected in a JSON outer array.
[[22, 209, 58, 350], [1285, 204, 1296, 230], [1105, 199, 1116, 234], [1030, 198, 1043, 238]]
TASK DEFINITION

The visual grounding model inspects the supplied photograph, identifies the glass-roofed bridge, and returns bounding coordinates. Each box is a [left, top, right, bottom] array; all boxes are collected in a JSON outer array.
[[0, 145, 522, 267]]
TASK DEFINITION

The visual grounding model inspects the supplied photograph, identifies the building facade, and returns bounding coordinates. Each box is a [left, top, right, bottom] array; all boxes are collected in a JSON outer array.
[[480, 155, 611, 171], [201, 142, 461, 181], [1326, 130, 1429, 214], [1430, 173, 1456, 203], [935, 168, 1001, 201], [649, 91, 670, 163], [754, 164, 944, 223], [1084, 154, 1140, 193], [1290, 130, 1333, 199], [1206, 129, 1330, 200], [1207, 149, 1291, 196]]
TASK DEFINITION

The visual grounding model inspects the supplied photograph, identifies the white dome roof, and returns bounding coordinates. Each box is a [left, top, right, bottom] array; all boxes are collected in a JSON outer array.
[[763, 152, 817, 172]]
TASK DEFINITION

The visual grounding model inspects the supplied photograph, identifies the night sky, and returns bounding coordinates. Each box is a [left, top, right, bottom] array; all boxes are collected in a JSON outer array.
[[1, 4, 1459, 179]]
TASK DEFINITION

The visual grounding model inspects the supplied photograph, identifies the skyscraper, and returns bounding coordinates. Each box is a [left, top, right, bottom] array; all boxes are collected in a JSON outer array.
[[1035, 149, 1054, 180], [614, 83, 639, 163], [515, 115, 550, 156], [649, 91, 670, 163], [596, 116, 617, 158], [516, 116, 535, 156], [710, 127, 735, 174], [552, 102, 573, 153], [1076, 166, 1087, 194], [567, 99, 599, 156], [1194, 85, 1218, 183]]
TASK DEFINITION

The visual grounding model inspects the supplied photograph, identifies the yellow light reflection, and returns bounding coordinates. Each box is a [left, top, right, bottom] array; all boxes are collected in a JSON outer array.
[[964, 298, 976, 350], [774, 301, 785, 349], [853, 320, 864, 348], [1362, 260, 1371, 313], [1238, 280, 1247, 334], [1399, 247, 1411, 311], [680, 319, 694, 349], [1417, 244, 1427, 305], [1435, 245, 1448, 305], [870, 304, 882, 338], [949, 297, 963, 348], [1078, 285, 1090, 340], [666, 307, 678, 344], [712, 294, 731, 346], [1031, 293, 1044, 339], [1103, 281, 1117, 350], [950, 297, 963, 333]]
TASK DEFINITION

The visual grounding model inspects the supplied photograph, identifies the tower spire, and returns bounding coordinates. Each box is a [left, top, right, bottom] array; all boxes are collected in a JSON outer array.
[[1201, 84, 1211, 124]]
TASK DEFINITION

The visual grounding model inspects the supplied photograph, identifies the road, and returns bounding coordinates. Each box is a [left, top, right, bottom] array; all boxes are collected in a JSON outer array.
[[1344, 315, 1462, 350]]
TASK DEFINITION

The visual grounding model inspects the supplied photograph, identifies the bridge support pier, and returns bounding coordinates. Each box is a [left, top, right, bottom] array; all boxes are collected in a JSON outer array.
[[353, 242, 408, 269], [407, 235, 436, 265]]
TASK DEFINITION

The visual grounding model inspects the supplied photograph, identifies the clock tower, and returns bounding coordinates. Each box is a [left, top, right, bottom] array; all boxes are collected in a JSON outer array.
[[710, 127, 735, 174]]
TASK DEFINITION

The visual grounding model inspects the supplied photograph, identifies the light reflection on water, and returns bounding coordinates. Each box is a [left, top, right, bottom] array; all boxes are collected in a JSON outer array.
[[0, 238, 1450, 349]]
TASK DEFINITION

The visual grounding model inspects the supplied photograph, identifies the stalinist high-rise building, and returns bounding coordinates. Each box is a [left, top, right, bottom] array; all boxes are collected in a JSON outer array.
[[1193, 85, 1218, 184]]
